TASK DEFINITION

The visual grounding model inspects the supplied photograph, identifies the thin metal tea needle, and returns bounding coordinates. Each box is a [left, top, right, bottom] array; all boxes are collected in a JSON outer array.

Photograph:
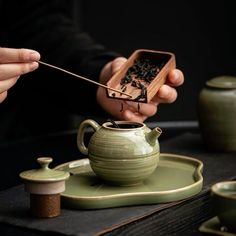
[[38, 61, 132, 98]]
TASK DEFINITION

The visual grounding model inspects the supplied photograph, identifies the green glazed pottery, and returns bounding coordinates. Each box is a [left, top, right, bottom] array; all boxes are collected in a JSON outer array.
[[19, 157, 70, 194], [198, 76, 236, 151], [54, 153, 203, 209], [211, 181, 236, 233], [199, 216, 236, 236], [77, 119, 162, 186]]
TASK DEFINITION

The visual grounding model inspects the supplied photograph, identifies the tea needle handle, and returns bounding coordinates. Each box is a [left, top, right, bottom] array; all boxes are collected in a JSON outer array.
[[38, 61, 132, 98]]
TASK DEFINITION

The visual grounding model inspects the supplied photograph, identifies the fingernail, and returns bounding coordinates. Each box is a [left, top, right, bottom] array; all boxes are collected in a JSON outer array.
[[30, 52, 41, 61]]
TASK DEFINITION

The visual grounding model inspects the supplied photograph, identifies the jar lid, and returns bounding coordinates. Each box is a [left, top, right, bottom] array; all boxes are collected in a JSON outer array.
[[206, 76, 236, 89], [19, 157, 70, 182]]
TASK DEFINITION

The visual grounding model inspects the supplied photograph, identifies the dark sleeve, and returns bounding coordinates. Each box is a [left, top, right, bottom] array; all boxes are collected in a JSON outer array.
[[1, 0, 121, 100], [1, 0, 120, 80], [0, 0, 121, 137]]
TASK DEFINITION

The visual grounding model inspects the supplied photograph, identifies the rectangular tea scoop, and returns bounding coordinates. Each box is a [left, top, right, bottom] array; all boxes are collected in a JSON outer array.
[[106, 49, 176, 103]]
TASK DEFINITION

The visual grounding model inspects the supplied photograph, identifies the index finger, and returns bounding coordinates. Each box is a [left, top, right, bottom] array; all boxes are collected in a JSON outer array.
[[0, 47, 40, 63]]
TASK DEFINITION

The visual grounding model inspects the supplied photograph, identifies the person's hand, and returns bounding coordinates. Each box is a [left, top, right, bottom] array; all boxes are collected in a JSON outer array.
[[97, 57, 184, 122], [0, 47, 40, 103]]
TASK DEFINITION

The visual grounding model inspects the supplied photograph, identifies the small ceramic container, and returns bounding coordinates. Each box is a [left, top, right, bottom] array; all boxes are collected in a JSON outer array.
[[211, 181, 236, 232], [19, 157, 70, 218], [198, 76, 236, 151], [77, 119, 162, 186]]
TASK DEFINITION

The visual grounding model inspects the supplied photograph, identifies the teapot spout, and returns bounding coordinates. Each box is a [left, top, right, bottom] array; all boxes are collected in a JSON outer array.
[[146, 127, 162, 146]]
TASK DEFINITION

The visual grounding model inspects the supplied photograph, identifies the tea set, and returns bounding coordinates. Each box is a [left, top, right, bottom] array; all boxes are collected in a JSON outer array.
[[19, 51, 236, 235], [20, 117, 235, 234]]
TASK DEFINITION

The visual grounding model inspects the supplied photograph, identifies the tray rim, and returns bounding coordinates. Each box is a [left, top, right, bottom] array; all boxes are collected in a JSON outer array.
[[54, 153, 203, 208]]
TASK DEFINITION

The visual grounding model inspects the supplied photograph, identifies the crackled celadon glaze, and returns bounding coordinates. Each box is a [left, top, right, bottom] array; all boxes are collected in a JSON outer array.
[[198, 76, 236, 151], [77, 119, 162, 186]]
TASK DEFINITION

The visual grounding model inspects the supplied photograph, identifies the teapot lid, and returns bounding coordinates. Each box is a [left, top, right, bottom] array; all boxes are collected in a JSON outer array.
[[19, 157, 70, 182], [206, 76, 236, 89]]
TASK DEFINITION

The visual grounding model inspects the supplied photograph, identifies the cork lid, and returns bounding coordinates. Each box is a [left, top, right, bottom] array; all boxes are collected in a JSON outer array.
[[206, 76, 236, 89], [20, 157, 70, 183]]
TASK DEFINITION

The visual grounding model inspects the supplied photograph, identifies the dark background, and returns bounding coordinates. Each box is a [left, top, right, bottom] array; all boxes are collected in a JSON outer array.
[[76, 0, 236, 122], [1, 0, 236, 142]]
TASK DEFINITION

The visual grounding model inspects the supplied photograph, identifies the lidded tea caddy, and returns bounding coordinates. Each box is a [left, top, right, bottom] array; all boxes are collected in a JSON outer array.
[[198, 76, 236, 151], [19, 157, 70, 218], [77, 119, 162, 186]]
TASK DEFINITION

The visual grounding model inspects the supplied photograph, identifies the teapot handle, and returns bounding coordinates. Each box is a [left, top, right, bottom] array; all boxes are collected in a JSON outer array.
[[77, 119, 100, 155]]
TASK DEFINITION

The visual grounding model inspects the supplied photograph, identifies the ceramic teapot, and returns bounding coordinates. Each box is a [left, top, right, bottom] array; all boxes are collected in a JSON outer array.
[[77, 119, 162, 186], [198, 76, 236, 151]]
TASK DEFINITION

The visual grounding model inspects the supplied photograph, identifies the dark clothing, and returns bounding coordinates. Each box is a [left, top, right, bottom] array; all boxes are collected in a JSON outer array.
[[0, 0, 119, 140]]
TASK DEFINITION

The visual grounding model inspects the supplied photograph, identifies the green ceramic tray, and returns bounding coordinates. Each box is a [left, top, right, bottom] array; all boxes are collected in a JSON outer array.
[[199, 216, 236, 236], [54, 153, 203, 209]]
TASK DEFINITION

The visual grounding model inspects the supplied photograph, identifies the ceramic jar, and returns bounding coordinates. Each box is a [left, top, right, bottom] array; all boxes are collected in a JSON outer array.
[[198, 76, 236, 151], [77, 119, 162, 186]]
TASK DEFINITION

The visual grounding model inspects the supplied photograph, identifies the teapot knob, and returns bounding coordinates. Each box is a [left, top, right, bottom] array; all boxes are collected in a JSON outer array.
[[37, 157, 52, 170]]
